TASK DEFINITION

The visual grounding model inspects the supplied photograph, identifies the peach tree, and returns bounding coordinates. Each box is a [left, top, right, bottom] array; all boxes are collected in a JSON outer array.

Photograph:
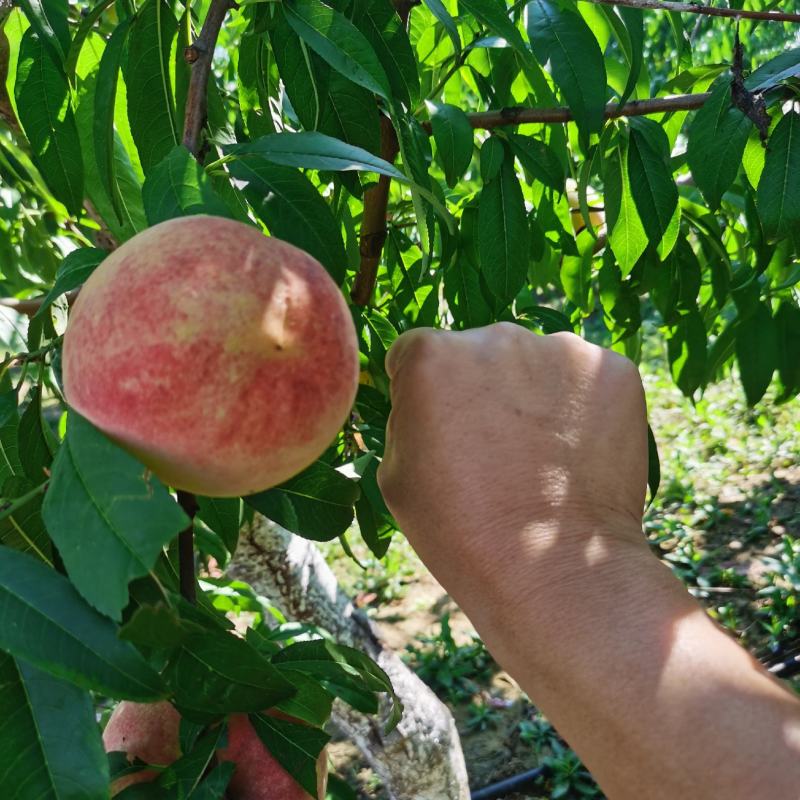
[[0, 0, 798, 795]]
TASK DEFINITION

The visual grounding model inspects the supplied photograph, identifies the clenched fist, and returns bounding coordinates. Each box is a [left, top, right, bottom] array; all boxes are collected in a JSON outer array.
[[378, 325, 649, 628]]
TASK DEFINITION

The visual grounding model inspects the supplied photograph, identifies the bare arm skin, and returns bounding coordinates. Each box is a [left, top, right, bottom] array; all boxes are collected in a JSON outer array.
[[377, 323, 800, 800]]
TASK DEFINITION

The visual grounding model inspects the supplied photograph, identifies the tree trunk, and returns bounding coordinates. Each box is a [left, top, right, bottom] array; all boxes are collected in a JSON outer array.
[[228, 515, 471, 800]]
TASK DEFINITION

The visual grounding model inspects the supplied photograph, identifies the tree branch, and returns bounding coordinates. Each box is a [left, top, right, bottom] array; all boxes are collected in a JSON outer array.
[[439, 92, 712, 132], [350, 0, 415, 306], [176, 490, 198, 605], [182, 0, 235, 157], [0, 290, 79, 317], [584, 0, 800, 23], [352, 115, 400, 307]]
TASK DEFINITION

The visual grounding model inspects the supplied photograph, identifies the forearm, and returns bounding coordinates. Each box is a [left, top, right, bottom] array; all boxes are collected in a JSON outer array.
[[455, 531, 800, 800]]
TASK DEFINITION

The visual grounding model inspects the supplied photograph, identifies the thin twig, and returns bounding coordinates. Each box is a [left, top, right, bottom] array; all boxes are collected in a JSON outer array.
[[3, 336, 64, 367], [177, 490, 198, 604], [182, 0, 235, 157], [0, 292, 79, 317], [0, 480, 48, 522], [584, 0, 800, 24]]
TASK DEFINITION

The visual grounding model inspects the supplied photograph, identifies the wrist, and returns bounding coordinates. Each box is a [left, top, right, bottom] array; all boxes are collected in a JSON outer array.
[[462, 522, 673, 677]]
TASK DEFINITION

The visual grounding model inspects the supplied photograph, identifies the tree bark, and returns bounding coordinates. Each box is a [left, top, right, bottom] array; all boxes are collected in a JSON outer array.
[[228, 515, 471, 800]]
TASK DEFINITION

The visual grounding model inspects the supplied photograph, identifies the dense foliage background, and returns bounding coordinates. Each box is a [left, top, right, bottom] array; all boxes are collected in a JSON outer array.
[[0, 0, 798, 795]]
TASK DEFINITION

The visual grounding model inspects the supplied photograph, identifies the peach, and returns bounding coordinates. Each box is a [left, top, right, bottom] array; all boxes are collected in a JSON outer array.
[[219, 713, 327, 800], [102, 701, 181, 793], [63, 215, 359, 497], [103, 702, 327, 799]]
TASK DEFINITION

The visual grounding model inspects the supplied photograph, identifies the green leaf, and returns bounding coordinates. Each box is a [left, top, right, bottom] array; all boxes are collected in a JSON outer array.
[[229, 131, 405, 181], [478, 155, 529, 308], [273, 668, 335, 727], [0, 653, 109, 800], [561, 231, 594, 312], [443, 259, 494, 330], [94, 16, 134, 223], [518, 305, 574, 333], [646, 424, 660, 508], [422, 0, 461, 54], [65, 0, 116, 81], [428, 102, 474, 188], [704, 320, 737, 387], [284, 0, 391, 100], [757, 111, 800, 240], [270, 17, 380, 153], [461, 0, 528, 53], [74, 34, 147, 243], [244, 461, 359, 542], [628, 119, 678, 248], [237, 31, 273, 139], [365, 311, 399, 351], [735, 302, 778, 406], [479, 136, 504, 183], [228, 132, 451, 222], [32, 248, 106, 322], [775, 301, 800, 402], [0, 546, 166, 700], [526, 0, 607, 133], [667, 309, 706, 398], [17, 0, 69, 66], [270, 11, 322, 131], [15, 30, 84, 215], [142, 145, 233, 225], [616, 7, 643, 106], [507, 133, 565, 193], [17, 388, 52, 483], [0, 484, 51, 562], [687, 80, 752, 211], [42, 413, 189, 621], [228, 157, 347, 284], [746, 48, 800, 92], [166, 631, 296, 722], [604, 138, 647, 276], [159, 724, 226, 796], [118, 602, 205, 650], [196, 496, 242, 556], [247, 713, 329, 798], [273, 638, 402, 730], [269, 10, 380, 157], [187, 763, 234, 800], [356, 0, 419, 108], [124, 0, 179, 173], [352, 455, 393, 558]]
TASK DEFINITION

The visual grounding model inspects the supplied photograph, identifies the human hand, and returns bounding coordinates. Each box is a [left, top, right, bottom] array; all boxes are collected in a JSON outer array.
[[378, 324, 650, 663]]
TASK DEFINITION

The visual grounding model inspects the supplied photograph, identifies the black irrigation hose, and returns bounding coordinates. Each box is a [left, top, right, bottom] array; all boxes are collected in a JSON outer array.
[[470, 765, 552, 800]]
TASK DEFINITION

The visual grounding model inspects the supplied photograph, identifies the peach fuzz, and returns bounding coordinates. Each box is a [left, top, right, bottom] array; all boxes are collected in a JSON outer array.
[[63, 215, 359, 497]]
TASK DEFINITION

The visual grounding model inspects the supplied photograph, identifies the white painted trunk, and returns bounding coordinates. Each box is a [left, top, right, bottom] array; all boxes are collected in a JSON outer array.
[[228, 515, 471, 800]]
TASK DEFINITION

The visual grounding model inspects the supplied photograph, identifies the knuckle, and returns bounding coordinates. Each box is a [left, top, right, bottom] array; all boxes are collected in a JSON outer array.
[[387, 328, 441, 379], [607, 350, 642, 385], [489, 321, 525, 344]]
